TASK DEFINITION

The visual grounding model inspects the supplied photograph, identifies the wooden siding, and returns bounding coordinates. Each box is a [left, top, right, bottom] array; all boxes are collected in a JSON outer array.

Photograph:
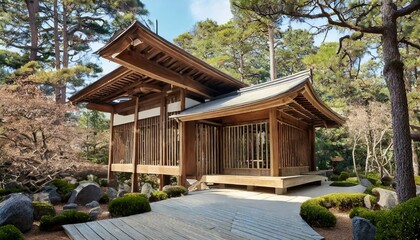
[[196, 123, 220, 177], [138, 116, 160, 165], [278, 122, 310, 168], [112, 123, 134, 164]]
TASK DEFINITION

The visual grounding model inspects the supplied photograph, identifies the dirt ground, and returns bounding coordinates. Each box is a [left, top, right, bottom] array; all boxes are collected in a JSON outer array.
[[314, 209, 353, 240]]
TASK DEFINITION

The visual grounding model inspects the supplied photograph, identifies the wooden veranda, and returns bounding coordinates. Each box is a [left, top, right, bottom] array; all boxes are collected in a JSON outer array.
[[70, 21, 344, 194]]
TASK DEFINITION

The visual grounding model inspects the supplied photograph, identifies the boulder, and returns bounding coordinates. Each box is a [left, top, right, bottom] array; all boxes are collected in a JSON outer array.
[[86, 201, 100, 208], [364, 195, 372, 210], [43, 184, 58, 192], [68, 182, 103, 205], [88, 206, 101, 220], [107, 188, 118, 200], [416, 185, 420, 196], [33, 192, 50, 202], [63, 203, 78, 210], [372, 188, 398, 209], [0, 194, 33, 232], [48, 190, 62, 204], [360, 178, 373, 188], [352, 217, 376, 240], [141, 183, 154, 198]]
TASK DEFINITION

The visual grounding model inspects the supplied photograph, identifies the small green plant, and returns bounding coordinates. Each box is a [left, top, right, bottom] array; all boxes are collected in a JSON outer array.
[[108, 195, 151, 217], [349, 207, 387, 226], [99, 193, 110, 204], [123, 192, 148, 199], [164, 185, 187, 198], [40, 210, 89, 231], [339, 171, 350, 181], [329, 174, 340, 181], [329, 181, 358, 187], [52, 179, 78, 202], [33, 201, 56, 220], [149, 191, 168, 202], [0, 225, 24, 240], [98, 178, 108, 187]]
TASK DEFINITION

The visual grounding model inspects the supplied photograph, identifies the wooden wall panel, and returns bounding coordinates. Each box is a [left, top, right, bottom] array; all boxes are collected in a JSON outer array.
[[112, 122, 134, 164]]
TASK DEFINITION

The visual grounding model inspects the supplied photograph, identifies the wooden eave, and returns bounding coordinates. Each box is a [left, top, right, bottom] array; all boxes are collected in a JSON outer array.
[[96, 21, 247, 97]]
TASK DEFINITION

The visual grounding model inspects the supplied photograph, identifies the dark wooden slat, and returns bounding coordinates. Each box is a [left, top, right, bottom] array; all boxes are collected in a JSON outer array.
[[63, 224, 88, 240], [97, 220, 135, 240], [72, 223, 102, 240], [85, 221, 118, 240]]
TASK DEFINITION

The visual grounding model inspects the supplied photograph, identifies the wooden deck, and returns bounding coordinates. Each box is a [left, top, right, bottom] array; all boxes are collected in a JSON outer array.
[[64, 189, 324, 240], [201, 174, 327, 194]]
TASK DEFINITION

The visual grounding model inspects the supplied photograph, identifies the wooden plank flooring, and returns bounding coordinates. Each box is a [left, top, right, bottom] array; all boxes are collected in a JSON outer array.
[[64, 189, 324, 240]]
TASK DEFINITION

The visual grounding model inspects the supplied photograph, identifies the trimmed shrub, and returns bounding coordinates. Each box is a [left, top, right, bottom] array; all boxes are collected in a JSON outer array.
[[0, 225, 24, 240], [99, 193, 110, 204], [330, 181, 358, 187], [149, 191, 168, 202], [322, 193, 366, 211], [52, 179, 78, 202], [339, 171, 350, 181], [40, 210, 89, 231], [300, 198, 336, 228], [376, 196, 420, 239], [164, 185, 187, 198], [123, 192, 148, 199], [349, 207, 387, 226], [33, 201, 56, 220], [329, 174, 340, 181], [380, 175, 393, 186], [108, 195, 151, 217]]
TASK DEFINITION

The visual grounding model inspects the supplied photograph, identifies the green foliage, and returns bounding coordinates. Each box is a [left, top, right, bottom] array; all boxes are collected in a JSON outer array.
[[339, 171, 350, 181], [138, 174, 159, 190], [376, 196, 420, 239], [108, 195, 151, 218], [346, 177, 359, 184], [123, 193, 148, 199], [52, 179, 78, 202], [33, 201, 56, 220], [79, 110, 109, 164], [364, 186, 394, 195], [149, 191, 168, 202], [0, 225, 24, 240], [99, 193, 110, 204], [322, 193, 366, 211], [329, 174, 340, 181], [415, 176, 420, 185], [349, 207, 387, 226], [0, 186, 27, 196], [330, 181, 358, 187], [300, 198, 336, 228], [40, 210, 89, 231], [380, 175, 393, 186], [164, 186, 187, 198]]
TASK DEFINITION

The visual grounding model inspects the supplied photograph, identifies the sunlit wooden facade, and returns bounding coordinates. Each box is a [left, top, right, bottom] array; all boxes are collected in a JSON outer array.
[[70, 21, 344, 193]]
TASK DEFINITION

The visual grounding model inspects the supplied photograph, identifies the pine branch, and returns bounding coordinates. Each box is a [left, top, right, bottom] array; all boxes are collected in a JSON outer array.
[[396, 0, 420, 17]]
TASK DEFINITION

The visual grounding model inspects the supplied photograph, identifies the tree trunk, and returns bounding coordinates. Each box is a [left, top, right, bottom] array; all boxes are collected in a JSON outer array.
[[267, 24, 277, 81], [25, 0, 39, 61], [239, 52, 244, 82], [382, 0, 416, 203], [352, 135, 360, 181]]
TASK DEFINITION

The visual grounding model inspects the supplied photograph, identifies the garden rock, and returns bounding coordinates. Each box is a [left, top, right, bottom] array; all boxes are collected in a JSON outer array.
[[364, 195, 372, 210], [0, 193, 33, 232], [63, 203, 78, 210], [88, 206, 101, 220], [86, 201, 100, 208], [68, 182, 103, 205], [33, 192, 50, 202], [360, 178, 373, 188], [416, 186, 420, 196], [141, 183, 154, 198], [64, 176, 78, 184], [48, 190, 62, 204], [162, 185, 171, 192], [107, 188, 118, 200], [352, 217, 376, 240], [43, 184, 57, 192], [117, 184, 130, 197], [372, 188, 398, 209]]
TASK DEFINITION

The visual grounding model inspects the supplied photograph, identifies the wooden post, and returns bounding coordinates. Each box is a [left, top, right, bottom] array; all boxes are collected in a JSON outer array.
[[309, 125, 316, 171], [131, 97, 140, 192], [269, 108, 279, 176], [179, 89, 187, 187], [159, 91, 167, 190], [108, 111, 115, 181]]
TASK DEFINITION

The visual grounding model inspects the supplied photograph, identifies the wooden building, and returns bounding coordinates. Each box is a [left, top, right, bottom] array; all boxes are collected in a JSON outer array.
[[70, 21, 344, 194]]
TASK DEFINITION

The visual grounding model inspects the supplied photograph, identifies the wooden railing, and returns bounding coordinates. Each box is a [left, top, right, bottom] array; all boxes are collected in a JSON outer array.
[[138, 116, 160, 165], [279, 122, 309, 168], [165, 112, 180, 166], [112, 122, 134, 164]]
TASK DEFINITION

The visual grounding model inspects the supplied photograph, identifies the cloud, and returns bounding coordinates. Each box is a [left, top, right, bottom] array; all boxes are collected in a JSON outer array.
[[189, 0, 233, 24]]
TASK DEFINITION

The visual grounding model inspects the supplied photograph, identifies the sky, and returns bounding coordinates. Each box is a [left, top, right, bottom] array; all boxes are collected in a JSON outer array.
[[98, 0, 340, 77]]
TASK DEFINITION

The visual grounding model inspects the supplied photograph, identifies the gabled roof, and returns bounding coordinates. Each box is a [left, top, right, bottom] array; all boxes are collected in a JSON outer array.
[[175, 70, 345, 127]]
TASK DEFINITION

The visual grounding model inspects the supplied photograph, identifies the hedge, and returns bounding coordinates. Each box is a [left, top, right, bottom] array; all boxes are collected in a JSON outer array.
[[349, 207, 387, 226], [40, 210, 89, 231], [108, 194, 151, 217], [163, 185, 187, 198], [0, 225, 24, 240]]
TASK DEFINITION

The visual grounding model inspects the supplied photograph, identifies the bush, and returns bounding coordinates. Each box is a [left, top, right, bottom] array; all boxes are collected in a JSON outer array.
[[0, 225, 24, 240], [364, 185, 394, 195], [346, 177, 359, 184], [329, 174, 340, 181], [164, 185, 187, 198], [300, 198, 336, 228], [330, 181, 358, 187], [380, 175, 393, 186], [99, 193, 110, 204], [123, 192, 148, 199], [33, 201, 56, 220], [0, 187, 27, 196], [376, 196, 420, 239], [99, 178, 108, 187], [349, 207, 387, 226], [149, 191, 168, 202], [52, 179, 78, 202], [40, 210, 89, 231], [322, 193, 366, 211], [108, 195, 151, 217], [339, 171, 350, 181]]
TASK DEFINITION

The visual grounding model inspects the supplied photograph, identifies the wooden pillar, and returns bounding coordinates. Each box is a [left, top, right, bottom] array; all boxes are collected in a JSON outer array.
[[131, 97, 140, 192], [309, 125, 316, 171], [107, 111, 115, 181], [179, 89, 187, 187], [269, 108, 279, 176], [159, 91, 167, 190]]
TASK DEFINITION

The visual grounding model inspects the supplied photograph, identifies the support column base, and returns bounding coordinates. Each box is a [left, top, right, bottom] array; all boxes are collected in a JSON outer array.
[[275, 188, 287, 195]]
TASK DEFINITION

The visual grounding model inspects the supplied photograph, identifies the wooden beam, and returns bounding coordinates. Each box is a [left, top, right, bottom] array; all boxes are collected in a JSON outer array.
[[131, 97, 140, 192], [86, 103, 114, 112], [111, 164, 134, 172], [137, 165, 180, 175], [113, 50, 218, 99], [309, 125, 316, 171], [159, 91, 167, 190], [269, 108, 280, 176], [179, 89, 187, 187], [108, 112, 115, 181]]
